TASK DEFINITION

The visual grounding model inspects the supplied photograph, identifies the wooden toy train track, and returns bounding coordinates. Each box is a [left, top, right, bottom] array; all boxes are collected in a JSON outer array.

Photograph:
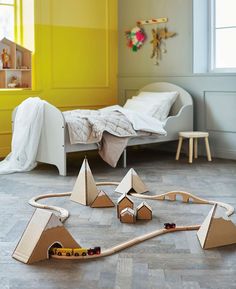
[[50, 225, 199, 260], [13, 160, 236, 264], [26, 182, 235, 262], [29, 182, 234, 222]]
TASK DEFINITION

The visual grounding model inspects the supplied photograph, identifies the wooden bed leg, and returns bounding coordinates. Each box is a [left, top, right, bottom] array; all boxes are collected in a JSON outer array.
[[123, 149, 127, 168], [57, 153, 67, 176]]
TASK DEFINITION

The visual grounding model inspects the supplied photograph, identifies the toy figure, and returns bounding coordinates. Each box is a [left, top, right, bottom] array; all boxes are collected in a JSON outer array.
[[8, 76, 19, 88], [150, 27, 176, 65], [1, 48, 10, 68]]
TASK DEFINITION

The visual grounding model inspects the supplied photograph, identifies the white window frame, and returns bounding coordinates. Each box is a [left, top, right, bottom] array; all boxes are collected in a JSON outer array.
[[209, 0, 236, 73]]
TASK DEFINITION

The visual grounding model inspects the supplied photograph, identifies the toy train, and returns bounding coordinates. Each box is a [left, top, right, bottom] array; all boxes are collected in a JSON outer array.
[[50, 246, 101, 257], [164, 223, 176, 229]]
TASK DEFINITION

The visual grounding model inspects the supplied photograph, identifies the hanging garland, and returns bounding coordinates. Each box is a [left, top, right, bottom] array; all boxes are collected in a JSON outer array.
[[124, 17, 177, 65], [125, 26, 146, 52]]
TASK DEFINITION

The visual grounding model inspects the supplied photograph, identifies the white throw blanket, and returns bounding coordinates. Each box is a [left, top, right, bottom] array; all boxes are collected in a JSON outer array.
[[0, 97, 45, 174], [100, 105, 167, 134]]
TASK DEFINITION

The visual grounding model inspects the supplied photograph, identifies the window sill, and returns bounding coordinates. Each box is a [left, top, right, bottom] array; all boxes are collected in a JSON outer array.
[[193, 71, 236, 77], [0, 88, 42, 95]]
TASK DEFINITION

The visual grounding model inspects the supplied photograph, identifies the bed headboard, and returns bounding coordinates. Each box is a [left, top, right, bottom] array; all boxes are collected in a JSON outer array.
[[139, 82, 193, 116]]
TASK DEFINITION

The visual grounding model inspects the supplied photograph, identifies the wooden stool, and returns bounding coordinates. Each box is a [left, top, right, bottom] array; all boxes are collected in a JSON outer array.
[[176, 131, 212, 163]]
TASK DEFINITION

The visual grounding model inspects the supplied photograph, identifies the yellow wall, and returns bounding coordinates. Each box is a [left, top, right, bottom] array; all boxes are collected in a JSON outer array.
[[0, 0, 117, 157]]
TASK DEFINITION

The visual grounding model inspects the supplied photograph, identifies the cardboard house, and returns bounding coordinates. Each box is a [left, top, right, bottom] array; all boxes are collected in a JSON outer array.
[[136, 202, 152, 220], [90, 190, 115, 208], [115, 168, 148, 195], [12, 209, 80, 264], [120, 208, 136, 224], [70, 157, 98, 206], [117, 193, 134, 218], [197, 204, 236, 249]]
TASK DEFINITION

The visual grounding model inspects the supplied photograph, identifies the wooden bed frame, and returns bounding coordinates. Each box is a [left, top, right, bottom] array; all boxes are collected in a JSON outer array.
[[12, 82, 193, 176]]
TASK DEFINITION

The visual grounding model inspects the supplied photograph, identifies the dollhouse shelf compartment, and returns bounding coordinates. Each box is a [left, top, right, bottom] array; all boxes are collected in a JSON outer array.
[[0, 38, 32, 89]]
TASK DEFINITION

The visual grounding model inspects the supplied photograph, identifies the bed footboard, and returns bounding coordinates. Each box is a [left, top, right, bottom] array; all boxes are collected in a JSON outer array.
[[36, 103, 67, 176]]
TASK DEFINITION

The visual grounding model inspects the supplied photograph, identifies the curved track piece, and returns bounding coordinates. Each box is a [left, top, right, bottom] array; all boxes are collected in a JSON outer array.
[[130, 191, 234, 217], [28, 192, 71, 222], [51, 225, 200, 260]]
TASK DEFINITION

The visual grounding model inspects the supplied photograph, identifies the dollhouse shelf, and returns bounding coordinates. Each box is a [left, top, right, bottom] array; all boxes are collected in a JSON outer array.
[[0, 38, 32, 89]]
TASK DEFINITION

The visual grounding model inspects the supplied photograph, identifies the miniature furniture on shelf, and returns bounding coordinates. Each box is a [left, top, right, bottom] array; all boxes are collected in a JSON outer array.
[[12, 209, 80, 264], [90, 190, 115, 208], [197, 204, 236, 249], [120, 208, 136, 223], [70, 158, 98, 206], [12, 82, 193, 176], [136, 202, 152, 220], [0, 37, 32, 89], [176, 131, 212, 163], [117, 193, 134, 218], [115, 168, 148, 194]]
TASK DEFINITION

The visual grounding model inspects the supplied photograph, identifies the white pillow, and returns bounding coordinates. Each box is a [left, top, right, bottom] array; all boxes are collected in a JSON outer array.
[[134, 91, 178, 121], [123, 98, 159, 116]]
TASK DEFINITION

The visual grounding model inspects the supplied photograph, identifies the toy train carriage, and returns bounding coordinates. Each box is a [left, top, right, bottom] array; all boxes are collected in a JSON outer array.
[[164, 223, 176, 229], [50, 247, 101, 257]]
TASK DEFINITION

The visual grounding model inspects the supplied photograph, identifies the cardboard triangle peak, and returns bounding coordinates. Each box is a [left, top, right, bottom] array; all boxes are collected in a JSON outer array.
[[90, 190, 115, 208], [197, 204, 236, 249], [12, 209, 79, 264], [70, 157, 98, 206], [115, 168, 148, 194]]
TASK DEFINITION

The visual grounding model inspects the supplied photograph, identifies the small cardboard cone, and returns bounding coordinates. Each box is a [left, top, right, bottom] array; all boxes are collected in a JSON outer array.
[[115, 168, 148, 194]]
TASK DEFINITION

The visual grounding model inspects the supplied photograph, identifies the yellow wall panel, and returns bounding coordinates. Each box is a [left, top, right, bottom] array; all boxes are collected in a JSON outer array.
[[52, 27, 108, 88], [0, 0, 117, 157]]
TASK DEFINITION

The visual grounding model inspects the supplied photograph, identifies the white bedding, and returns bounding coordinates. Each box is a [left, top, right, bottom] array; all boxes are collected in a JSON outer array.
[[64, 105, 166, 167], [64, 105, 166, 145]]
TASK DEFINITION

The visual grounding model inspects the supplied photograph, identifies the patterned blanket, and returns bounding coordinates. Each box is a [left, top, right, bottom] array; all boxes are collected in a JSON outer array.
[[63, 109, 138, 144]]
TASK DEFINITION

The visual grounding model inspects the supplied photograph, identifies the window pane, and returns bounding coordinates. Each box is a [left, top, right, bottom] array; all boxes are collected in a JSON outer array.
[[215, 27, 236, 68], [215, 0, 236, 27], [0, 0, 14, 4], [0, 5, 14, 40]]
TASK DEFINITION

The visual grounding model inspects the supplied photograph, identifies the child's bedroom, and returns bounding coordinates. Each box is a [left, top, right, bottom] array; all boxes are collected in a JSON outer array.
[[0, 0, 236, 288]]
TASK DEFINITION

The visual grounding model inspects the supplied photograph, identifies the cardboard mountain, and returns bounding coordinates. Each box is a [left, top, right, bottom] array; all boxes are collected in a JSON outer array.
[[12, 209, 80, 264], [90, 190, 115, 208], [70, 158, 98, 206], [115, 168, 148, 194], [197, 204, 236, 249]]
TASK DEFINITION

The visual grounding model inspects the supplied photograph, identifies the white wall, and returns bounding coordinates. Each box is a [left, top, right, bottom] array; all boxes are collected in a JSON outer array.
[[118, 0, 236, 159]]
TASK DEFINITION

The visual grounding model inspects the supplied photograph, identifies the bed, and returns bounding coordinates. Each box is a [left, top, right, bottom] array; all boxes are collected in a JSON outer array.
[[12, 82, 193, 176]]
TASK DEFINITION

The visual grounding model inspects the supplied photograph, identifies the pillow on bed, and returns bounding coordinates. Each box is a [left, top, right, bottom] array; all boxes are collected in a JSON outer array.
[[134, 91, 179, 121], [123, 98, 159, 116]]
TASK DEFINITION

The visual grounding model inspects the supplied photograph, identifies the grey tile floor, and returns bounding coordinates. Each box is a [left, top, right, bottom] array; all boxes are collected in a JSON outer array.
[[1, 148, 236, 289]]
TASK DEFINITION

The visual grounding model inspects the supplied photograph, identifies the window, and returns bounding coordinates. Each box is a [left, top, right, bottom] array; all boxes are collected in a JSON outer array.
[[211, 0, 236, 71], [193, 0, 236, 73], [0, 0, 16, 41]]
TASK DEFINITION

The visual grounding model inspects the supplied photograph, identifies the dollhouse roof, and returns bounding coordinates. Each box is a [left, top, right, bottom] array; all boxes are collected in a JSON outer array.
[[117, 193, 133, 204], [136, 201, 152, 212], [0, 37, 31, 52], [120, 207, 135, 216]]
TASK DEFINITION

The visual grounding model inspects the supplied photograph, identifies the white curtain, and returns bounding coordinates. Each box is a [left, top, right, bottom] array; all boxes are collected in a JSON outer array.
[[0, 97, 45, 174]]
